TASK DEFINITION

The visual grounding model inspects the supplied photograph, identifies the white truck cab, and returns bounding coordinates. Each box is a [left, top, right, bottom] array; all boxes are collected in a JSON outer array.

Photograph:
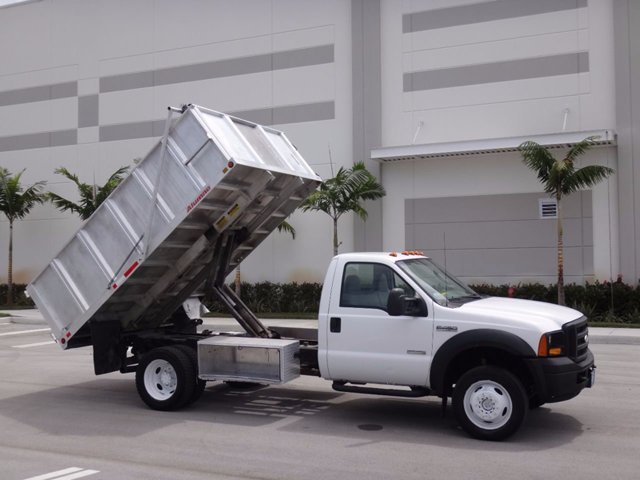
[[317, 252, 594, 440]]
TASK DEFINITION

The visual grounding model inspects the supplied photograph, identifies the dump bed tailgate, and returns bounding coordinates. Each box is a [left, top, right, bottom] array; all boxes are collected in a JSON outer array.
[[27, 105, 321, 348]]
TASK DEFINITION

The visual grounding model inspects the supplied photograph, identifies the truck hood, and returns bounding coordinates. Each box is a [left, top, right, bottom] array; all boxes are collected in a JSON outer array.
[[456, 296, 583, 331]]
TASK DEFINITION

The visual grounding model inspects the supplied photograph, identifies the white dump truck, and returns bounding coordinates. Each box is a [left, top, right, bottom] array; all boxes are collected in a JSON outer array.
[[27, 105, 594, 441]]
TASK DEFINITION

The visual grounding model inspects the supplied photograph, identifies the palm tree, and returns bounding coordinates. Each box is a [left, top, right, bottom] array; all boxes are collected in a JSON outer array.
[[519, 137, 614, 305], [0, 169, 47, 305], [300, 161, 385, 256], [48, 166, 129, 220]]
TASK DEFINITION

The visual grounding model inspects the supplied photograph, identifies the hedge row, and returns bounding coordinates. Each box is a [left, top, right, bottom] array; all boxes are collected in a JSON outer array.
[[204, 280, 640, 324], [4, 280, 639, 324], [0, 284, 33, 307], [473, 281, 640, 323]]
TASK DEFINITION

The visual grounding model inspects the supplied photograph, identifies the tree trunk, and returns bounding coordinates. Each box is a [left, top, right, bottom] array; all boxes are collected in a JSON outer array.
[[7, 220, 13, 306], [556, 196, 565, 306], [333, 217, 339, 256]]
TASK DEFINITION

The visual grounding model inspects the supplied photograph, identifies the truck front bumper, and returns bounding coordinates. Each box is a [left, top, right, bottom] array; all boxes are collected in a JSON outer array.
[[525, 349, 595, 404]]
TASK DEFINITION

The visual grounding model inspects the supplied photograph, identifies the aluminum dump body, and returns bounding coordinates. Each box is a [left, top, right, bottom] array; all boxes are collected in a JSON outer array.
[[27, 105, 321, 348]]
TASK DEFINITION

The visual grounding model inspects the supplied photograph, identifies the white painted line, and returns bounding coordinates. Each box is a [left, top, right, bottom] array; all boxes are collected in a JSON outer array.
[[0, 328, 50, 337], [13, 340, 56, 349], [23, 468, 82, 480], [54, 470, 99, 480], [22, 468, 100, 480]]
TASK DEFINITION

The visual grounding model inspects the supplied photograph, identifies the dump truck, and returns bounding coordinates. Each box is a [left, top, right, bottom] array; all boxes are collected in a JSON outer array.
[[27, 105, 594, 441]]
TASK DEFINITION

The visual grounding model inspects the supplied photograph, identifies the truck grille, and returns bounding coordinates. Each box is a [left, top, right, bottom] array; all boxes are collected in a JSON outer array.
[[563, 317, 589, 362]]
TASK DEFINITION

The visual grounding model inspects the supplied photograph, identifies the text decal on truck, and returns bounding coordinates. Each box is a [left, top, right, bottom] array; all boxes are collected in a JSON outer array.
[[187, 185, 211, 213]]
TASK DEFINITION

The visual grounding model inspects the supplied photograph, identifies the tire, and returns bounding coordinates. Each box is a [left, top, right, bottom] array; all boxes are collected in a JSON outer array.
[[174, 344, 207, 404], [452, 366, 528, 441], [135, 346, 196, 411]]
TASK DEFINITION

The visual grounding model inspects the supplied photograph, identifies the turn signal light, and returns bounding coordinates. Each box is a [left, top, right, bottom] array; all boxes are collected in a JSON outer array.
[[538, 331, 566, 357]]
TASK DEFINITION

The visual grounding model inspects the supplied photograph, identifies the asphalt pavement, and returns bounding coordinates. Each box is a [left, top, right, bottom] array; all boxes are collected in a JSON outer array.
[[2, 308, 640, 345]]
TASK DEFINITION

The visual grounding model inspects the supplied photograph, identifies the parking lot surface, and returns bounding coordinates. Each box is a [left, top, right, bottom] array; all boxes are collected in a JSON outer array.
[[1, 320, 639, 480]]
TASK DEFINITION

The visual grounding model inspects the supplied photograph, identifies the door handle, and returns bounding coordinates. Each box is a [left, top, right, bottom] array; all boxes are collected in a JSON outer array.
[[330, 317, 341, 333]]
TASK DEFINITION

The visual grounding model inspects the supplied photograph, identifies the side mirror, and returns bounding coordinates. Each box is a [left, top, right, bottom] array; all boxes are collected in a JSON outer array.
[[387, 288, 405, 316], [387, 288, 428, 317]]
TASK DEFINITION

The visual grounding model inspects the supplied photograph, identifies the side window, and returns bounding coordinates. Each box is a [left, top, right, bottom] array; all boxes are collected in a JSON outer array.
[[340, 262, 414, 311]]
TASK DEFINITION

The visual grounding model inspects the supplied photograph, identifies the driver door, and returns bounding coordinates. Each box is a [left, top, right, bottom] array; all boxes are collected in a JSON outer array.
[[325, 260, 433, 386]]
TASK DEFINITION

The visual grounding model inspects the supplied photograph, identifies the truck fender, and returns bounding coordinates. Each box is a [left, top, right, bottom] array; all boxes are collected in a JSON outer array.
[[429, 329, 536, 396]]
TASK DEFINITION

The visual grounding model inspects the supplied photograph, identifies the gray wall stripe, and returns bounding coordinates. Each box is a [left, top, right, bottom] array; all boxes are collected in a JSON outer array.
[[403, 0, 588, 33], [78, 95, 99, 127], [404, 52, 589, 92], [100, 45, 335, 94], [99, 101, 335, 143], [0, 81, 77, 107], [0, 129, 77, 152]]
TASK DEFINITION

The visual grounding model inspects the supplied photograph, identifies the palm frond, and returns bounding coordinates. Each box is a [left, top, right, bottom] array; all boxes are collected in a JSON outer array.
[[519, 141, 555, 187], [565, 136, 598, 164], [276, 220, 296, 239], [562, 165, 615, 194], [51, 165, 129, 220], [0, 169, 47, 222]]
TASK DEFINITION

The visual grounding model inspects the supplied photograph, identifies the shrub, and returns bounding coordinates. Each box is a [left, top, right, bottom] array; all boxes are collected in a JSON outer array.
[[471, 280, 640, 324], [0, 284, 34, 307]]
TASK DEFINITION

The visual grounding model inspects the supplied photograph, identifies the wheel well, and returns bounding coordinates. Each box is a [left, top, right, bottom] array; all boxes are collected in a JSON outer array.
[[442, 347, 535, 398]]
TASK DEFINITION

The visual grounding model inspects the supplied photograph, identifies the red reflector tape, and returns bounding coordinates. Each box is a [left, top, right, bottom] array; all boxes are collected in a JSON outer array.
[[124, 261, 139, 278]]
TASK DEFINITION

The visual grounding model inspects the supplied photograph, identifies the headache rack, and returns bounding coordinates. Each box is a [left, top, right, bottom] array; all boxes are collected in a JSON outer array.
[[27, 104, 321, 349]]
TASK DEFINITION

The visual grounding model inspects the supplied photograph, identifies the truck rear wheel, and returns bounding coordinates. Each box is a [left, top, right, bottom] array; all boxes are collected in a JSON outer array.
[[135, 346, 196, 411], [174, 344, 206, 404], [453, 366, 528, 441]]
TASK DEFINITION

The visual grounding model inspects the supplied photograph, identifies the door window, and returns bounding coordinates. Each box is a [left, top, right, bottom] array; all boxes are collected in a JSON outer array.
[[340, 262, 414, 310]]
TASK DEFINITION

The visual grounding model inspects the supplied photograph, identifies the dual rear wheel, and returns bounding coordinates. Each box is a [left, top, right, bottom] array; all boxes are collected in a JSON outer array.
[[135, 345, 206, 411]]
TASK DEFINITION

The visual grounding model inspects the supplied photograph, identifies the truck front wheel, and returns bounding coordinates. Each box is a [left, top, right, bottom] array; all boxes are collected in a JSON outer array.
[[452, 366, 528, 441], [135, 346, 196, 411]]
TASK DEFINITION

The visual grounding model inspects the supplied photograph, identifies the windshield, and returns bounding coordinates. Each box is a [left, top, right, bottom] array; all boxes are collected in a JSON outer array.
[[397, 258, 480, 306]]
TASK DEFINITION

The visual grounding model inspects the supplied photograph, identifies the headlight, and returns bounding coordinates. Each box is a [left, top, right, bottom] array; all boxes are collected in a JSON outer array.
[[538, 330, 566, 357]]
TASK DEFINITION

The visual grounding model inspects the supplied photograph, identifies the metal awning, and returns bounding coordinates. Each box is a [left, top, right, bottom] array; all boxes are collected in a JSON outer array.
[[371, 129, 617, 163]]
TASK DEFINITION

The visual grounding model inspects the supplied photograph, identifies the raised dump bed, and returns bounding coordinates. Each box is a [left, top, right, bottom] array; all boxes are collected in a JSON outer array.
[[27, 104, 321, 349]]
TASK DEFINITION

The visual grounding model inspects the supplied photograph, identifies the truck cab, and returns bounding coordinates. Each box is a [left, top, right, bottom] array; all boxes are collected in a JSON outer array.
[[317, 251, 594, 440]]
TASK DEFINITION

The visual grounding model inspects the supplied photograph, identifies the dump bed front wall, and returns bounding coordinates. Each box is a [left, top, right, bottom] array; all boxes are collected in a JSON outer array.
[[27, 105, 321, 345]]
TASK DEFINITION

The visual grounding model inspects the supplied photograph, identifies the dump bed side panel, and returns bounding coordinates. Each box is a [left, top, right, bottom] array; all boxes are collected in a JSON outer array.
[[27, 105, 321, 347]]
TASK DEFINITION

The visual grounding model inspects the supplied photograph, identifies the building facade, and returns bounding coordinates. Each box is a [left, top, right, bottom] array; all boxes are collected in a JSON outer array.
[[0, 0, 638, 286]]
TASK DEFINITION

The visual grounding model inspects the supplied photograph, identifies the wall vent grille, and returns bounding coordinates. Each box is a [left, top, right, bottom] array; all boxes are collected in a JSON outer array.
[[539, 199, 558, 219]]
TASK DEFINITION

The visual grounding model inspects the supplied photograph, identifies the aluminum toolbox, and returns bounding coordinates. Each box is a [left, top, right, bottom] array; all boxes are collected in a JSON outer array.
[[197, 336, 300, 384], [26, 105, 321, 348]]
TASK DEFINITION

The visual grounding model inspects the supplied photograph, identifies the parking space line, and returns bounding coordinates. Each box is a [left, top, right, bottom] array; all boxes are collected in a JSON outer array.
[[13, 341, 56, 349], [23, 467, 99, 480], [0, 328, 50, 337]]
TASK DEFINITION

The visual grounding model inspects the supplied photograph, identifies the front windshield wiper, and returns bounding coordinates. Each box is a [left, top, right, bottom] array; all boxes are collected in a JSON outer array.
[[447, 294, 482, 303]]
